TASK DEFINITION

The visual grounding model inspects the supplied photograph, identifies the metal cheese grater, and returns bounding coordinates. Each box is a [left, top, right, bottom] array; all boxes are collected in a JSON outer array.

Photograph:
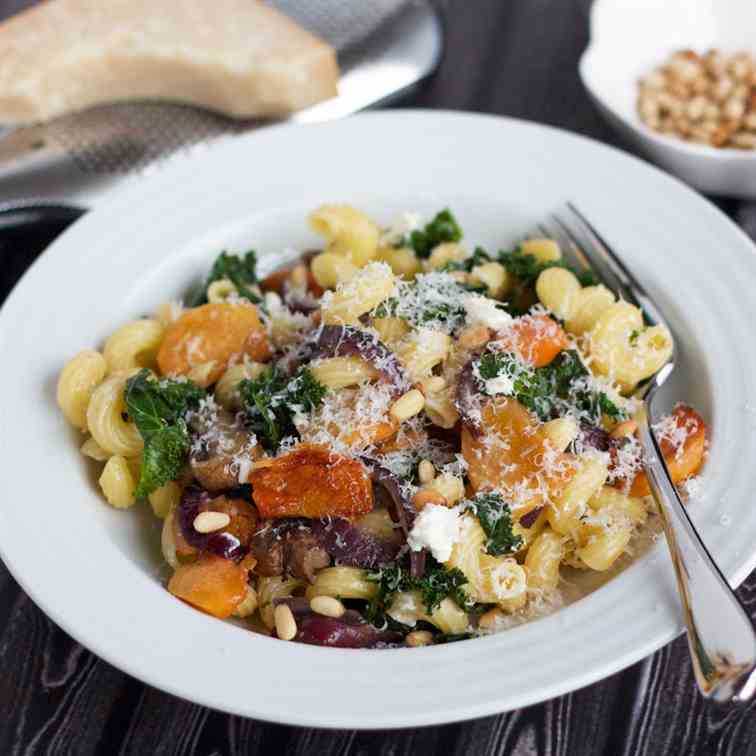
[[0, 0, 442, 209]]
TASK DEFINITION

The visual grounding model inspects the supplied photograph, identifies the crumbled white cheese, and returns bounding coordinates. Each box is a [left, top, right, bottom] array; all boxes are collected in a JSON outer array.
[[484, 374, 514, 396], [463, 293, 513, 332], [407, 503, 464, 562]]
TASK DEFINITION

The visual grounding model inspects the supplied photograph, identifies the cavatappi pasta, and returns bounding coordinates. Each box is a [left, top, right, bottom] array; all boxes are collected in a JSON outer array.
[[56, 205, 707, 649]]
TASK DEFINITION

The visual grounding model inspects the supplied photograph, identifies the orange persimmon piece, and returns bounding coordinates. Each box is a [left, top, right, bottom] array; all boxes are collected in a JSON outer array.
[[462, 397, 576, 506], [250, 444, 373, 519], [627, 405, 706, 497], [157, 303, 270, 386], [168, 555, 247, 619], [495, 313, 569, 367]]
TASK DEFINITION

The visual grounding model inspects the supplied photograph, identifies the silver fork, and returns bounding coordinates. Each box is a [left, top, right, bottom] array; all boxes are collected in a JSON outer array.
[[544, 203, 756, 704]]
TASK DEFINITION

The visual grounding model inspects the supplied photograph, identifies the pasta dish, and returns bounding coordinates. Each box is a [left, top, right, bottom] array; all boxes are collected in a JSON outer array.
[[56, 206, 706, 648]]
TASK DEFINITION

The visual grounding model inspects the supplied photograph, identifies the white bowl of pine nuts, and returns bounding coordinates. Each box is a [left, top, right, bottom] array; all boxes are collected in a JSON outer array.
[[580, 0, 756, 197]]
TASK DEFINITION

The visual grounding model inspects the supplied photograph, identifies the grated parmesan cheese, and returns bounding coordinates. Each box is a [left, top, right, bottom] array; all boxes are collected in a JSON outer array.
[[462, 293, 513, 332]]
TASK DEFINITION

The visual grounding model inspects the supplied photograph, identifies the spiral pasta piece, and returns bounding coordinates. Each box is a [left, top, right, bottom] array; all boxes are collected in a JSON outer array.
[[86, 373, 143, 457], [103, 319, 165, 374], [57, 350, 108, 431]]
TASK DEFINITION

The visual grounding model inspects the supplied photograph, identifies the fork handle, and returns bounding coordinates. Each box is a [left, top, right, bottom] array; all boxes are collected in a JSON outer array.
[[637, 403, 756, 702]]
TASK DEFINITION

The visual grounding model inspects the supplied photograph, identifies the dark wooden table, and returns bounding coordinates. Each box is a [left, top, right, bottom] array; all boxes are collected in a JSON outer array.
[[2, 1, 756, 753]]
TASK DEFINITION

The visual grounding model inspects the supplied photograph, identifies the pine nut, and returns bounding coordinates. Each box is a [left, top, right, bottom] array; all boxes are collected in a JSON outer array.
[[413, 489, 447, 510], [390, 389, 425, 423], [405, 630, 434, 647], [193, 511, 231, 533], [417, 459, 436, 484], [424, 375, 446, 393], [310, 595, 345, 618], [289, 264, 308, 290], [640, 48, 756, 150], [428, 474, 465, 505], [274, 603, 297, 641]]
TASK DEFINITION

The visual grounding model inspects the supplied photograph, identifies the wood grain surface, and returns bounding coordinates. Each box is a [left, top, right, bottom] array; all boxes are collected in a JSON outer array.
[[1, 1, 756, 754]]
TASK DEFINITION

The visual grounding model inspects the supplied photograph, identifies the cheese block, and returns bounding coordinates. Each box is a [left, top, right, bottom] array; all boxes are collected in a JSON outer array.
[[0, 0, 339, 124]]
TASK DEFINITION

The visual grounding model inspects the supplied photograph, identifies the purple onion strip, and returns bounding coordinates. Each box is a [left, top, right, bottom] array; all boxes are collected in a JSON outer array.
[[311, 518, 399, 569], [310, 325, 411, 397], [519, 506, 544, 530], [295, 611, 402, 648]]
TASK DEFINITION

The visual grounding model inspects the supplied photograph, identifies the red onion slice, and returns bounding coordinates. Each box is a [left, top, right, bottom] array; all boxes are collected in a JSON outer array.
[[295, 612, 402, 648], [311, 518, 400, 569], [177, 487, 246, 561], [519, 506, 544, 529], [309, 325, 411, 397], [367, 462, 417, 533]]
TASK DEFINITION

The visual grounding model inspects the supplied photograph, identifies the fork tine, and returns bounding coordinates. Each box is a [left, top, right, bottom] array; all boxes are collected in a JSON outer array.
[[546, 214, 595, 275], [563, 203, 666, 329], [551, 211, 631, 302], [533, 218, 589, 275]]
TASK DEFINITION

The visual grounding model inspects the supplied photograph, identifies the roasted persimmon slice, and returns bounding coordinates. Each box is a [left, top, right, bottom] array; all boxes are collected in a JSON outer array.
[[168, 554, 247, 618], [626, 404, 706, 497], [249, 444, 373, 519], [157, 303, 270, 385], [462, 397, 576, 505], [495, 313, 569, 367]]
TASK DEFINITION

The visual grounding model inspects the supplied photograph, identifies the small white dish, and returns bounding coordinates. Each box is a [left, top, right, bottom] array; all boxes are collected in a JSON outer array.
[[580, 0, 756, 198], [1, 110, 756, 727]]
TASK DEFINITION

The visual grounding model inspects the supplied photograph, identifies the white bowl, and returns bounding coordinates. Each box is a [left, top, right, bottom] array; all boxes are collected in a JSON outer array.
[[2, 110, 756, 727], [580, 0, 756, 197]]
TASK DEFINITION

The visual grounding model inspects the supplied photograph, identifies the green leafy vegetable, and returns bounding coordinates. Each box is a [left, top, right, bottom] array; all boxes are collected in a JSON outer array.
[[439, 246, 492, 273], [191, 250, 261, 305], [371, 273, 469, 331], [465, 491, 523, 556], [403, 209, 462, 259], [137, 426, 191, 498], [476, 348, 625, 423], [124, 369, 206, 497], [629, 329, 640, 345], [366, 558, 471, 627], [238, 366, 326, 452], [497, 247, 597, 289]]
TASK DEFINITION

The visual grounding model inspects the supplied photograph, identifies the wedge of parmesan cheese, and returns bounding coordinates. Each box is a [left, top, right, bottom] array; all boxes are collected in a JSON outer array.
[[0, 0, 339, 124]]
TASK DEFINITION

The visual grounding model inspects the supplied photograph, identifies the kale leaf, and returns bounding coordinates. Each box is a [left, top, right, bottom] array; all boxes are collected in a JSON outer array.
[[497, 247, 597, 288], [136, 425, 191, 498], [238, 366, 326, 452], [439, 246, 492, 273], [124, 369, 206, 497], [191, 250, 261, 305], [465, 491, 523, 556], [366, 557, 471, 627], [476, 348, 625, 423], [403, 209, 462, 258]]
